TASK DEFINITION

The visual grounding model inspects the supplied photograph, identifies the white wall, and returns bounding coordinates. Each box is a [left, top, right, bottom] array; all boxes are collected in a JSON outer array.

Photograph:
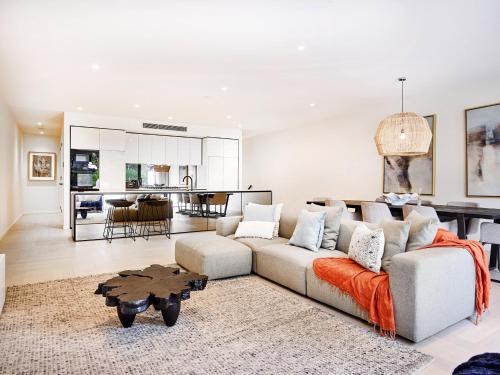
[[243, 84, 500, 213], [22, 133, 61, 214], [0, 97, 23, 239], [62, 111, 243, 228]]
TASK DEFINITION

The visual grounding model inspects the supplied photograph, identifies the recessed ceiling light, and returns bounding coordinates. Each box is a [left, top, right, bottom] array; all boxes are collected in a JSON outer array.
[[77, 106, 83, 111], [133, 104, 140, 108], [221, 87, 228, 92], [226, 115, 232, 120], [91, 63, 100, 71], [37, 121, 43, 126], [297, 45, 306, 52], [39, 130, 45, 135], [309, 103, 316, 107]]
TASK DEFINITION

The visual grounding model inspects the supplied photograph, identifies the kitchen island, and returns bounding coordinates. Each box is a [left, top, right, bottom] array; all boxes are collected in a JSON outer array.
[[71, 189, 272, 241]]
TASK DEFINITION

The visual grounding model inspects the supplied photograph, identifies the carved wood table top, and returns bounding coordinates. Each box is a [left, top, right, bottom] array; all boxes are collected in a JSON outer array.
[[95, 264, 208, 328]]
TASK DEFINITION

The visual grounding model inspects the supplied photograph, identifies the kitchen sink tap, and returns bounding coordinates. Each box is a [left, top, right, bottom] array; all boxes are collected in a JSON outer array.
[[182, 175, 193, 191]]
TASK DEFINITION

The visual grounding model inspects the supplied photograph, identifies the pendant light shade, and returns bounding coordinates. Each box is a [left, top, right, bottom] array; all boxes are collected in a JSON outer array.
[[374, 78, 432, 156]]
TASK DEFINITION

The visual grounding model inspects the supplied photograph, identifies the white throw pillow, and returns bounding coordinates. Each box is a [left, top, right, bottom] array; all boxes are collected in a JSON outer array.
[[245, 203, 283, 237], [348, 224, 385, 273], [234, 221, 275, 240], [288, 209, 327, 252]]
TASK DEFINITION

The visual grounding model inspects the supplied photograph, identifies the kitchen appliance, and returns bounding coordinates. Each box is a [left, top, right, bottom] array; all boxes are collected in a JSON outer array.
[[70, 149, 99, 191]]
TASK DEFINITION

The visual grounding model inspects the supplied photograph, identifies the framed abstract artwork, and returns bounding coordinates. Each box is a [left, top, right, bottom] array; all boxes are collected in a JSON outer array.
[[383, 114, 435, 195], [28, 152, 56, 181], [466, 103, 500, 197]]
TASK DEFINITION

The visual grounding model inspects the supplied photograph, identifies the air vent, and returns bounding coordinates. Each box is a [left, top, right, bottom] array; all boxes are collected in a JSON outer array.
[[143, 123, 187, 132]]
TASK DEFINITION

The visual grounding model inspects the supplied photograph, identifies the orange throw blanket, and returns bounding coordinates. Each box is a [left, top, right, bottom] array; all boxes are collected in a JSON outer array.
[[313, 258, 395, 336], [420, 228, 490, 322]]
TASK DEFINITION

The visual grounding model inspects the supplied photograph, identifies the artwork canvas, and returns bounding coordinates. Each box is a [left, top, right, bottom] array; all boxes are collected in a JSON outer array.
[[383, 115, 435, 195], [466, 103, 500, 197], [29, 152, 56, 181]]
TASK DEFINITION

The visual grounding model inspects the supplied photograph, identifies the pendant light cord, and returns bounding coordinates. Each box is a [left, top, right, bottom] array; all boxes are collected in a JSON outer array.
[[398, 77, 406, 113]]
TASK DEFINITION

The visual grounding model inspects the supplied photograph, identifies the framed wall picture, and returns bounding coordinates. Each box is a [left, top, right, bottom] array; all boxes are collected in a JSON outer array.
[[28, 152, 56, 181], [383, 114, 435, 195], [466, 103, 500, 197]]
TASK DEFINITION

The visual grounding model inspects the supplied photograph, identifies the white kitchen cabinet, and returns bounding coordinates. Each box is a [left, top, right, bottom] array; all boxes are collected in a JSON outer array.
[[99, 129, 126, 151], [223, 157, 239, 190], [99, 150, 125, 191], [138, 134, 153, 164], [125, 133, 139, 163], [204, 138, 224, 157], [177, 138, 190, 165], [70, 126, 100, 150], [164, 136, 178, 165], [151, 136, 165, 164], [208, 156, 224, 190], [189, 138, 202, 165], [223, 139, 239, 158]]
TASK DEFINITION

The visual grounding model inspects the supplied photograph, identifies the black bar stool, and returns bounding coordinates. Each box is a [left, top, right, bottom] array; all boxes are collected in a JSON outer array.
[[136, 199, 171, 240], [103, 199, 136, 243]]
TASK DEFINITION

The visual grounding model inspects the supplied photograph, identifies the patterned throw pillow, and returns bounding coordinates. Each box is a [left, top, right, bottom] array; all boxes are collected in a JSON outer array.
[[348, 224, 385, 273]]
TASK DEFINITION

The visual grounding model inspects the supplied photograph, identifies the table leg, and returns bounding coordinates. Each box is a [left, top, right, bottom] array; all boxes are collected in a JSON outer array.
[[117, 307, 136, 328], [456, 213, 466, 240], [81, 210, 88, 219], [490, 219, 500, 269], [161, 301, 181, 326]]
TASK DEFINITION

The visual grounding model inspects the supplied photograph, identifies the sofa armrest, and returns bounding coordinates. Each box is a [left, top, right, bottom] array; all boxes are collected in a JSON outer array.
[[216, 216, 243, 236], [389, 247, 475, 342]]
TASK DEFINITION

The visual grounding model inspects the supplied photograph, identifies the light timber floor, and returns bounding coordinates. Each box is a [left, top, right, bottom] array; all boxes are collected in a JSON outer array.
[[1, 213, 499, 375]]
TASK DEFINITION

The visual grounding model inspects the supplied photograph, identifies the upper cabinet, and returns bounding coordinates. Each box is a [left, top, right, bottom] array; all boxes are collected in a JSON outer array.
[[164, 136, 178, 165], [99, 129, 126, 151], [125, 133, 139, 163], [177, 138, 190, 165], [189, 138, 202, 165], [70, 127, 100, 150], [223, 139, 239, 158], [138, 134, 153, 164], [151, 136, 165, 165], [204, 138, 224, 157]]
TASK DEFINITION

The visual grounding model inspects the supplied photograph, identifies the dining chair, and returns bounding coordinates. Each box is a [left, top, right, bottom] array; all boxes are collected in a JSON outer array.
[[403, 205, 458, 234], [189, 193, 202, 216], [360, 202, 393, 224], [311, 197, 362, 221], [207, 192, 228, 217], [480, 222, 500, 282], [447, 201, 482, 239]]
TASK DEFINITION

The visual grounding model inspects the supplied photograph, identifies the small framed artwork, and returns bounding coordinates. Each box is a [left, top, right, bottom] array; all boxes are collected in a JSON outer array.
[[466, 102, 500, 197], [383, 114, 436, 195], [28, 152, 56, 181]]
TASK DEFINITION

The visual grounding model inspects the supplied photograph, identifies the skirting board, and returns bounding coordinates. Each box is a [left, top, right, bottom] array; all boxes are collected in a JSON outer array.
[[0, 213, 22, 241]]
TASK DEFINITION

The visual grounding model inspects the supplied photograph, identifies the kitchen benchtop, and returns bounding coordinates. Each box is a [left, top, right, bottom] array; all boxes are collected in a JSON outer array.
[[71, 189, 271, 196]]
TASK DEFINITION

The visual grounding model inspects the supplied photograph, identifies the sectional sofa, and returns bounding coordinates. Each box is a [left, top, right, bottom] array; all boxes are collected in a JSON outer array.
[[175, 210, 477, 343]]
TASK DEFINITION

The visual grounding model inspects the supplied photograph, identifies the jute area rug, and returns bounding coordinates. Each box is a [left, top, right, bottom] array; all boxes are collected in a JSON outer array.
[[0, 274, 432, 374]]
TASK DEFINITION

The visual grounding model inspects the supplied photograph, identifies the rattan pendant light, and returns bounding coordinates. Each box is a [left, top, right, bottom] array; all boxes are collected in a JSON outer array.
[[374, 78, 432, 156]]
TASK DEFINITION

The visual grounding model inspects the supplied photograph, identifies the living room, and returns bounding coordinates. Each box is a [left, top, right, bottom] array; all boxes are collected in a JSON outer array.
[[0, 1, 499, 374]]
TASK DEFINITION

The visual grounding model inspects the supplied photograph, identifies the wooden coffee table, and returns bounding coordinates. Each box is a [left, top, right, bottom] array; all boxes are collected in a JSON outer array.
[[95, 264, 208, 328]]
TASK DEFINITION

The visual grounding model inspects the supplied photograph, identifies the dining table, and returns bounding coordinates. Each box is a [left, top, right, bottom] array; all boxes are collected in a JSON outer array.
[[306, 199, 500, 269]]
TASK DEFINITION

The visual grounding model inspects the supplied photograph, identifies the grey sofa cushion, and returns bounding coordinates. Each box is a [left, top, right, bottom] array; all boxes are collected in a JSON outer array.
[[288, 210, 326, 252], [227, 235, 289, 272], [278, 210, 298, 239], [336, 219, 378, 253], [175, 233, 252, 280], [405, 210, 439, 252], [255, 243, 346, 294], [380, 219, 411, 272], [308, 204, 343, 250]]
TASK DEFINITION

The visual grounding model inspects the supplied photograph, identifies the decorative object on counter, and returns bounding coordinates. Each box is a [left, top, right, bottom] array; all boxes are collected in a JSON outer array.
[[95, 264, 208, 328], [383, 115, 435, 195], [465, 102, 500, 197], [375, 78, 432, 156], [103, 199, 136, 243], [28, 152, 56, 181], [382, 192, 419, 206]]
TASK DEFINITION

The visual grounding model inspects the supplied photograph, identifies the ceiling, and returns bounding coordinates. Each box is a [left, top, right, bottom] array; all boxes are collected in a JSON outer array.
[[1, 0, 499, 137]]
